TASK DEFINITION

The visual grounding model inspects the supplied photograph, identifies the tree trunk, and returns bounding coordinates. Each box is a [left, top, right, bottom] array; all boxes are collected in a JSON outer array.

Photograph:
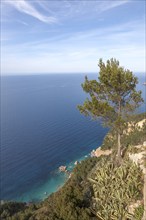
[[117, 101, 122, 163], [117, 132, 122, 163], [143, 168, 146, 220]]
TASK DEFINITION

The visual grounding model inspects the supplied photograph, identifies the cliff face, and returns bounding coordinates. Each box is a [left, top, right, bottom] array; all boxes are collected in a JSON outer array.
[[129, 145, 145, 170], [126, 119, 146, 133]]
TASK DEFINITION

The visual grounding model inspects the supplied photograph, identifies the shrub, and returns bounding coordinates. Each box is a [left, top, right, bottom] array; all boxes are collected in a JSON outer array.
[[89, 158, 143, 219]]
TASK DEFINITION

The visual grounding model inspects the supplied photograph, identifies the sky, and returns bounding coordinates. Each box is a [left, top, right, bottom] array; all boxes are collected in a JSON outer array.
[[1, 0, 146, 75]]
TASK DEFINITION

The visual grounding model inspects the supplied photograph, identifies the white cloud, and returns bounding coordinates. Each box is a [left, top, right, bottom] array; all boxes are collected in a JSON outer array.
[[100, 0, 130, 12], [4, 0, 57, 23], [1, 0, 131, 26]]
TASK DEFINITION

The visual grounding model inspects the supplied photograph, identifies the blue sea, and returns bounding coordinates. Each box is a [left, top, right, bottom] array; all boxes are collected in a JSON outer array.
[[1, 73, 145, 202]]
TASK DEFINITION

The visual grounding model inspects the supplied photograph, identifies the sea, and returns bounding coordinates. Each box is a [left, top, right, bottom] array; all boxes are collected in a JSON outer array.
[[1, 73, 145, 202]]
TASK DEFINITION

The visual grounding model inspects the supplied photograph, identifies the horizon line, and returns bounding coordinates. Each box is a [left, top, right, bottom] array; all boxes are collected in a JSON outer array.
[[1, 71, 145, 76]]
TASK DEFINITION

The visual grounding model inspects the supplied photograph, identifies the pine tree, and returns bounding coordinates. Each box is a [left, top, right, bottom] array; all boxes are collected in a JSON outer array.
[[78, 58, 143, 162]]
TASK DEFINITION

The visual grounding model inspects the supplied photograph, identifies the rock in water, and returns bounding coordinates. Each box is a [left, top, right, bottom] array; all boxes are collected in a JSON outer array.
[[59, 166, 67, 172]]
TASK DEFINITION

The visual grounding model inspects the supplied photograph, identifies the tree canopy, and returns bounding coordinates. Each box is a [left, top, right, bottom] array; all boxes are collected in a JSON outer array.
[[78, 58, 143, 161]]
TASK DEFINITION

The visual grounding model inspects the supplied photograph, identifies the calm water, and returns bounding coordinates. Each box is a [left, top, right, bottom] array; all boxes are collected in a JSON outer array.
[[1, 73, 145, 202]]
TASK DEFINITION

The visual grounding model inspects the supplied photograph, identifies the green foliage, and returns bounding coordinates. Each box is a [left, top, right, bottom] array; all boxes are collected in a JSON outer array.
[[0, 201, 26, 219], [0, 202, 38, 220], [78, 58, 143, 130], [89, 158, 143, 220], [101, 132, 117, 150], [143, 154, 146, 168], [122, 122, 146, 147], [78, 58, 143, 161], [128, 112, 146, 124], [39, 157, 100, 220], [101, 112, 146, 154], [133, 205, 144, 220]]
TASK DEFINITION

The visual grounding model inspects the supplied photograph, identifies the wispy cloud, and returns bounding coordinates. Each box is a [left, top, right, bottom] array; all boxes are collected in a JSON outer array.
[[100, 0, 130, 12], [5, 0, 57, 23], [1, 0, 145, 74], [2, 18, 144, 74], [1, 0, 130, 25]]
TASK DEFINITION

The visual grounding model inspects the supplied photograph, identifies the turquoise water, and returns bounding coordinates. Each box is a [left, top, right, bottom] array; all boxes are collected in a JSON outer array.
[[17, 153, 90, 202]]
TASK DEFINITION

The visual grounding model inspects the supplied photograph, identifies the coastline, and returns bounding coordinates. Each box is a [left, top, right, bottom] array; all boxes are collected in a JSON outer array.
[[3, 112, 146, 203], [1, 74, 145, 204], [13, 152, 92, 203], [1, 115, 145, 219]]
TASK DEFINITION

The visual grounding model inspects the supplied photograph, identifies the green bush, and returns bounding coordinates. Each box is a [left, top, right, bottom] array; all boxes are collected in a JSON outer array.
[[0, 201, 26, 219], [133, 204, 144, 220], [89, 158, 143, 219]]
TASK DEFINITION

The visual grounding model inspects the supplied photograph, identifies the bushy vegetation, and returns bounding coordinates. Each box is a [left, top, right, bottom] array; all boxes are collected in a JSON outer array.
[[89, 158, 143, 219], [122, 122, 146, 147], [38, 157, 101, 220], [0, 201, 26, 219], [133, 205, 144, 220], [128, 112, 146, 123], [101, 112, 146, 151], [0, 202, 41, 220]]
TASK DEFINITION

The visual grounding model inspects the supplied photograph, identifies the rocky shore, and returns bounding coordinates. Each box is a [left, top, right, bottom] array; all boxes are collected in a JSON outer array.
[[91, 147, 112, 157]]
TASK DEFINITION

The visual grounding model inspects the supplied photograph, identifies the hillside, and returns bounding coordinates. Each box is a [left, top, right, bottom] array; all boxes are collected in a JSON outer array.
[[0, 112, 146, 220]]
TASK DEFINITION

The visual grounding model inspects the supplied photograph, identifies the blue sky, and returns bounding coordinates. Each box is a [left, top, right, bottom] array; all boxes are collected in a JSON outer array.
[[1, 0, 145, 75]]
